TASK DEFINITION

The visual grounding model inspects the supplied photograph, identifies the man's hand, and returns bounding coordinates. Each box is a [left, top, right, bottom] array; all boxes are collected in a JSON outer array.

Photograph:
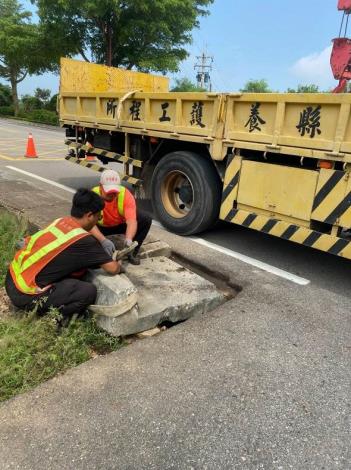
[[15, 238, 26, 250], [101, 238, 115, 257], [125, 238, 133, 247]]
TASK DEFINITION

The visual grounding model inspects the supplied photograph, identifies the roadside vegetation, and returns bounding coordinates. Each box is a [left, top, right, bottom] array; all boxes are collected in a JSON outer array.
[[0, 209, 122, 402], [0, 84, 58, 125]]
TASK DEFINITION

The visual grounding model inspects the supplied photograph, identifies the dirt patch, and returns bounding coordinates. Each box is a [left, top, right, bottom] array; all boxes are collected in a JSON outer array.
[[0, 287, 12, 320]]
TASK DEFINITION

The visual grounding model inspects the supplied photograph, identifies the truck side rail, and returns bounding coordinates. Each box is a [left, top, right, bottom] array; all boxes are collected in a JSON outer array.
[[223, 93, 351, 162]]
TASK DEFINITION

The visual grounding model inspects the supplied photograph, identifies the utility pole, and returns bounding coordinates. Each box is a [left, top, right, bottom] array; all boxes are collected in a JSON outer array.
[[194, 52, 213, 91]]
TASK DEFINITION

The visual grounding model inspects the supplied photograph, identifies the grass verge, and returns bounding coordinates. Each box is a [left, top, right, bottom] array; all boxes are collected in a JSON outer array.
[[0, 209, 122, 402], [0, 311, 122, 402], [0, 209, 26, 286]]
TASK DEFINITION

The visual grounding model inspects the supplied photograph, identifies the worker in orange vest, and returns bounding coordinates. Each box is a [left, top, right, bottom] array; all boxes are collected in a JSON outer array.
[[5, 188, 121, 323], [90, 170, 152, 265]]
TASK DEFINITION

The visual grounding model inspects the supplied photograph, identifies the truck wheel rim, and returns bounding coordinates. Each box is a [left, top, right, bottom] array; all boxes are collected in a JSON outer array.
[[161, 171, 194, 218]]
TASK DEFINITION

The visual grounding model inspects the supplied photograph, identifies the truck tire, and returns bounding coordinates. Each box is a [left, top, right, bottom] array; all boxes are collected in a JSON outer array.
[[151, 151, 222, 235]]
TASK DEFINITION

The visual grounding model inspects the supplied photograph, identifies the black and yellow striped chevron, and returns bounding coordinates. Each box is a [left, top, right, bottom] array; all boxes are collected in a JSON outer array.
[[223, 207, 351, 259], [65, 156, 142, 186], [311, 169, 351, 226], [65, 140, 143, 168], [219, 154, 242, 220]]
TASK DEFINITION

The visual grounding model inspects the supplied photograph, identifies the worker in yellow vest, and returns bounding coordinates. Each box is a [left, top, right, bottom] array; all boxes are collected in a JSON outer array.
[[5, 188, 121, 322], [90, 170, 152, 265]]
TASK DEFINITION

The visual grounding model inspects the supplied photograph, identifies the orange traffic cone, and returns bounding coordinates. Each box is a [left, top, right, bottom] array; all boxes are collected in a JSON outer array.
[[24, 133, 38, 158]]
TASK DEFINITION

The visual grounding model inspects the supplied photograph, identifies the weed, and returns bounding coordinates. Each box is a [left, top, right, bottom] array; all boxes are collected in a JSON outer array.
[[0, 209, 123, 402], [0, 311, 122, 402], [0, 210, 26, 286]]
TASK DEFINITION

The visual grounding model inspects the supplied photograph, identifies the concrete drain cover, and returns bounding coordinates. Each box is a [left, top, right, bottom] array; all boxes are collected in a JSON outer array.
[[88, 256, 227, 337]]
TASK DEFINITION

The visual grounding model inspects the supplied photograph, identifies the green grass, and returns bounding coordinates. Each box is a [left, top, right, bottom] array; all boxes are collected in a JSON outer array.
[[0, 311, 122, 402], [0, 209, 123, 402], [0, 210, 27, 286]]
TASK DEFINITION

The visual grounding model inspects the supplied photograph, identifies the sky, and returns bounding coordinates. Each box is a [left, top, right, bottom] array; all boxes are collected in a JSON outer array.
[[4, 0, 343, 96]]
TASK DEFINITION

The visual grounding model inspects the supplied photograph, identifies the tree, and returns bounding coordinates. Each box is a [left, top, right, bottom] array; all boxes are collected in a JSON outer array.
[[0, 83, 12, 106], [0, 0, 55, 115], [21, 94, 42, 113], [171, 78, 206, 92], [46, 93, 58, 111], [287, 84, 320, 93], [240, 79, 272, 93], [34, 88, 51, 106], [32, 0, 213, 71]]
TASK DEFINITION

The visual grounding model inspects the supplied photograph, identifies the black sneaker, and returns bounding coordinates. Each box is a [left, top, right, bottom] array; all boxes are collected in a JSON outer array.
[[128, 253, 141, 265]]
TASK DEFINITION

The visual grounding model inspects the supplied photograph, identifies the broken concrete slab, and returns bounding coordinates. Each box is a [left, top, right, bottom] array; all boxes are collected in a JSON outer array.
[[96, 305, 139, 336], [139, 240, 171, 259], [86, 270, 137, 318], [89, 256, 226, 337], [136, 327, 162, 338]]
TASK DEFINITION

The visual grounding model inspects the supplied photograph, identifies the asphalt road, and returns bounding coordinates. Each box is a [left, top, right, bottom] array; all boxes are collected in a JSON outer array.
[[1, 118, 351, 469], [1, 118, 351, 297]]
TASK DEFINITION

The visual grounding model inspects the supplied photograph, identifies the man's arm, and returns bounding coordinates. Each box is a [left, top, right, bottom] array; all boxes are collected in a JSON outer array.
[[90, 225, 115, 256], [100, 260, 121, 275], [90, 224, 106, 242], [125, 219, 137, 243]]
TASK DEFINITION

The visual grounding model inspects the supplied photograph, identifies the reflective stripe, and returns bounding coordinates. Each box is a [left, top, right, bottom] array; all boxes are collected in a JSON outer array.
[[11, 267, 36, 294], [10, 218, 87, 295], [118, 187, 125, 216], [50, 226, 65, 238], [92, 185, 126, 224], [16, 219, 64, 266], [92, 186, 103, 224], [21, 228, 86, 271]]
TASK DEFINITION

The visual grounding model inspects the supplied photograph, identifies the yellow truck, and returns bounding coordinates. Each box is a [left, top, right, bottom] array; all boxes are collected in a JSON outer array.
[[60, 58, 351, 261]]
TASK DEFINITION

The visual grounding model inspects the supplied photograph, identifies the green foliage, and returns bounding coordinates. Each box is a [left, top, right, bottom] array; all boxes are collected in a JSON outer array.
[[171, 77, 206, 92], [0, 83, 11, 106], [17, 108, 59, 125], [0, 210, 122, 402], [0, 105, 14, 116], [0, 0, 56, 115], [287, 84, 320, 93], [46, 93, 58, 111], [28, 109, 58, 125], [34, 87, 51, 104], [0, 210, 26, 286], [0, 312, 122, 401], [21, 94, 42, 112], [240, 79, 272, 93], [32, 0, 213, 72]]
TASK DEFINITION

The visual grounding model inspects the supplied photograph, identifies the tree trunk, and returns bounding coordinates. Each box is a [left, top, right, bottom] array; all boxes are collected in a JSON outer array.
[[106, 24, 112, 66], [10, 72, 19, 117]]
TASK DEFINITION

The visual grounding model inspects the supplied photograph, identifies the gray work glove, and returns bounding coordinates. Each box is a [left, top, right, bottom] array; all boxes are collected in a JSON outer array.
[[101, 238, 115, 257]]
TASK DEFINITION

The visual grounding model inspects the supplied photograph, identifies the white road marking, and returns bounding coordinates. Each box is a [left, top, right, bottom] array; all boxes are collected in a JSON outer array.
[[152, 221, 310, 285], [5, 165, 310, 286], [6, 166, 75, 194], [189, 237, 310, 285]]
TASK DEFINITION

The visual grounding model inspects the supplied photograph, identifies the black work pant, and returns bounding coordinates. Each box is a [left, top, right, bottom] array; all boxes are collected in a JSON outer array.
[[5, 272, 97, 319], [99, 210, 152, 254]]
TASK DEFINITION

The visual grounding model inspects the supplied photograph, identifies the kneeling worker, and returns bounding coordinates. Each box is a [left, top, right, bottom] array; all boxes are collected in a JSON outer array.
[[5, 188, 121, 320], [90, 169, 152, 265]]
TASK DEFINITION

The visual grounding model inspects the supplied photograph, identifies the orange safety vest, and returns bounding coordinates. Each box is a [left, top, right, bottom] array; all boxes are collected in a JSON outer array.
[[10, 217, 89, 295], [92, 185, 125, 227]]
